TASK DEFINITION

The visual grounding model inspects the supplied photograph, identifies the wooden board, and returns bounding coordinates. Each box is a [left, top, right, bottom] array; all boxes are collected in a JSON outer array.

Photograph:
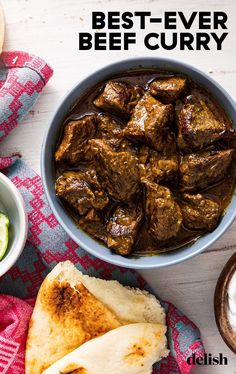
[[1, 0, 236, 372]]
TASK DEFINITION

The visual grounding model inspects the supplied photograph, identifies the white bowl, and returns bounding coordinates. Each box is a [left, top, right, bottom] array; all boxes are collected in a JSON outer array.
[[0, 172, 28, 277]]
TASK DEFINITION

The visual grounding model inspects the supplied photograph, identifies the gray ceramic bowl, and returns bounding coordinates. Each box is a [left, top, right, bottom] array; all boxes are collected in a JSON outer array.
[[41, 57, 236, 269], [0, 172, 28, 276]]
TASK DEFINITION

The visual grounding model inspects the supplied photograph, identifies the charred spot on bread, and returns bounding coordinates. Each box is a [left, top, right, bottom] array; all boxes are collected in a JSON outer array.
[[40, 279, 121, 341]]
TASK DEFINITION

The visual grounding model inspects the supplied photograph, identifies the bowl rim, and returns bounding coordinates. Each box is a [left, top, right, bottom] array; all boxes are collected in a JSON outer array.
[[41, 56, 236, 269], [0, 172, 28, 277]]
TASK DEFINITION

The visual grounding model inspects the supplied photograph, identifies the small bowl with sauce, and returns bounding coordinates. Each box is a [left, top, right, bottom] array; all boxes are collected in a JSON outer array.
[[0, 172, 28, 276], [215, 252, 236, 354], [41, 57, 236, 269]]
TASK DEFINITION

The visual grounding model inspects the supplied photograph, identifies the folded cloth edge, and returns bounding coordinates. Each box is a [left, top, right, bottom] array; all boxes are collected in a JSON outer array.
[[0, 50, 53, 83]]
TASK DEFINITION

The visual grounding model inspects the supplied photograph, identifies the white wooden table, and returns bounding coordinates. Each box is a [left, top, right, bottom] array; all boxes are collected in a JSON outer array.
[[1, 0, 236, 372]]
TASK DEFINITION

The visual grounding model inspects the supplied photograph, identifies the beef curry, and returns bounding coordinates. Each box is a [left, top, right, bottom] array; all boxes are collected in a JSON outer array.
[[54, 70, 236, 257]]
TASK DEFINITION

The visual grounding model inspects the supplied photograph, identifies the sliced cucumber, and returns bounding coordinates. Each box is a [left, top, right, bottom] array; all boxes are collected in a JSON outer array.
[[0, 212, 10, 260]]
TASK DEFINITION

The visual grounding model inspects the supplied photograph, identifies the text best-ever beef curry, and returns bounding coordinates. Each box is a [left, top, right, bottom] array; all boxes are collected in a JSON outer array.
[[54, 70, 236, 257]]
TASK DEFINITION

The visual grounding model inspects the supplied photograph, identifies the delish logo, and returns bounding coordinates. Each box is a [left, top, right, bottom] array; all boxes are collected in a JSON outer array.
[[187, 353, 228, 366]]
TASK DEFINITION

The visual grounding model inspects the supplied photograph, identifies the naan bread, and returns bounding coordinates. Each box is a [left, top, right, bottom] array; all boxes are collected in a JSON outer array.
[[25, 263, 121, 374], [75, 270, 165, 325], [25, 261, 166, 374], [0, 5, 5, 54], [43, 323, 169, 374]]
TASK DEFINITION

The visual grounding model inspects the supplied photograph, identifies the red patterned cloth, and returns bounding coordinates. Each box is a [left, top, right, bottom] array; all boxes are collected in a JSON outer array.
[[0, 296, 33, 374], [0, 51, 204, 374], [0, 51, 53, 142]]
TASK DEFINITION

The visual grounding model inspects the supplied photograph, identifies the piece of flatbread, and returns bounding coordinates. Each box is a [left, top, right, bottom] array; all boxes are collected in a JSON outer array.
[[25, 263, 121, 374], [43, 323, 169, 374], [25, 261, 166, 374], [0, 4, 5, 54]]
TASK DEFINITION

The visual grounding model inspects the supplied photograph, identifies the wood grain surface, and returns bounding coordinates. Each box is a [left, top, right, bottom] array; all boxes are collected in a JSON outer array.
[[1, 0, 236, 372]]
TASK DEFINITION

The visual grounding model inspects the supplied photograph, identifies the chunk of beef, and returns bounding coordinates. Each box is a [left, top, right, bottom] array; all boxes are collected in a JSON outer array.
[[107, 203, 143, 255], [123, 93, 173, 151], [149, 76, 187, 103], [94, 81, 143, 118], [55, 115, 97, 163], [177, 95, 234, 151], [79, 209, 107, 243], [180, 149, 234, 190], [149, 152, 178, 182], [55, 170, 109, 215], [138, 135, 178, 182], [89, 139, 140, 201], [144, 180, 182, 241], [96, 114, 134, 152], [181, 193, 221, 231], [97, 114, 123, 140]]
